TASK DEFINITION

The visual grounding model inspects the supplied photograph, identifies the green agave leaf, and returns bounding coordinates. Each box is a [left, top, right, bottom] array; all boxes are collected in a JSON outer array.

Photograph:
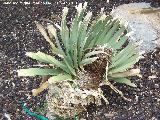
[[18, 68, 62, 76], [112, 50, 137, 69], [89, 14, 111, 35], [69, 10, 79, 53], [26, 51, 70, 74], [95, 19, 119, 46], [88, 16, 112, 48], [78, 37, 87, 64], [88, 18, 104, 35], [94, 19, 114, 45], [85, 15, 112, 49], [65, 53, 74, 68], [107, 26, 125, 48], [95, 18, 117, 44], [109, 44, 138, 68], [109, 53, 139, 74], [110, 77, 137, 87], [80, 57, 98, 66], [78, 12, 92, 63], [73, 48, 78, 69], [110, 43, 136, 64], [71, 5, 90, 69], [46, 23, 75, 76], [69, 9, 81, 67], [63, 56, 76, 76], [26, 52, 53, 64], [48, 74, 72, 84], [96, 21, 114, 45], [84, 19, 104, 49], [61, 7, 69, 50], [78, 12, 92, 46], [37, 52, 71, 74], [111, 35, 128, 50], [101, 20, 120, 45], [76, 2, 88, 22]]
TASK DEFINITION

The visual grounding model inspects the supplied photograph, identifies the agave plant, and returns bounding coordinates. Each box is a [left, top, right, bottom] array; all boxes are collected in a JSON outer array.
[[18, 2, 140, 118]]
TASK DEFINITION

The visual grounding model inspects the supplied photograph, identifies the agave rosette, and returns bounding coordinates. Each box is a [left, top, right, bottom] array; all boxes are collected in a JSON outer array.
[[18, 2, 140, 104]]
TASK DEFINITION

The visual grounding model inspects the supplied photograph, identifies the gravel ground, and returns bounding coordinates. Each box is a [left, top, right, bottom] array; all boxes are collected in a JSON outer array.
[[0, 0, 160, 120]]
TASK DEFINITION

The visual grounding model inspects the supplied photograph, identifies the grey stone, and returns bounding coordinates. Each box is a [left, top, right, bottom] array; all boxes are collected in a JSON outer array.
[[111, 3, 160, 53]]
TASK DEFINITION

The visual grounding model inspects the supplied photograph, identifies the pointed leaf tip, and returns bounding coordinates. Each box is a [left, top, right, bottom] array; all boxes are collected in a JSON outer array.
[[63, 7, 68, 15]]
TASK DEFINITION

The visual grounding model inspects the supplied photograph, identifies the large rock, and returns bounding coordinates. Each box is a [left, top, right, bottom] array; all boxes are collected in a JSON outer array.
[[111, 3, 160, 53]]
